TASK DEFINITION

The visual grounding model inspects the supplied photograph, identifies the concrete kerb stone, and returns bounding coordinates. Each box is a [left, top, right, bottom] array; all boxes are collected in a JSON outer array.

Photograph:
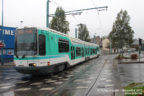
[[113, 59, 125, 96], [0, 62, 15, 68]]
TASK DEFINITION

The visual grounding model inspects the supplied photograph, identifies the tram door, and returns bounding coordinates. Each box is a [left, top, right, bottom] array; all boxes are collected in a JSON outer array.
[[71, 46, 75, 59]]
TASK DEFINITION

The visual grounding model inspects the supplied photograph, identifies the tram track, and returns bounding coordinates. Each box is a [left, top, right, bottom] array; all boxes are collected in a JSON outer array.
[[46, 56, 108, 96], [85, 59, 107, 96]]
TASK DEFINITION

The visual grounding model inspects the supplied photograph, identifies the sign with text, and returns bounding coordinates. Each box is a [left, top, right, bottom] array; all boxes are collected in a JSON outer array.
[[0, 26, 16, 48]]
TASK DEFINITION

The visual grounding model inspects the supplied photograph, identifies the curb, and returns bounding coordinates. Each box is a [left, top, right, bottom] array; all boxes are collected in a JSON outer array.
[[113, 59, 125, 96], [0, 65, 15, 68], [119, 62, 144, 64]]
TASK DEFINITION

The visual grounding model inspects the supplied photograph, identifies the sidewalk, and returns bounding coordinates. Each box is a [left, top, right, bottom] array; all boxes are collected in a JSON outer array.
[[116, 51, 144, 64], [119, 58, 144, 64], [87, 58, 124, 96]]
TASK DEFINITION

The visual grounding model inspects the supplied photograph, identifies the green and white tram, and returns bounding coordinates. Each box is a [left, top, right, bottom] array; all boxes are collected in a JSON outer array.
[[14, 27, 100, 75]]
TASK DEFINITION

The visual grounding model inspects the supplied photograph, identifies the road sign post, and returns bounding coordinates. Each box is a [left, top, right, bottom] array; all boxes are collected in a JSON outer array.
[[139, 38, 142, 62], [1, 0, 4, 65], [0, 41, 5, 65]]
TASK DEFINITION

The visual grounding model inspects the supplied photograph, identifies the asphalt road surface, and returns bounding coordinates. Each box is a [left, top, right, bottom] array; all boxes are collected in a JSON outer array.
[[0, 55, 123, 96]]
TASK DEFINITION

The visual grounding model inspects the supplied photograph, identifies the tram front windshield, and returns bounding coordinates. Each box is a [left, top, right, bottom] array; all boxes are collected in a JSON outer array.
[[15, 28, 37, 57]]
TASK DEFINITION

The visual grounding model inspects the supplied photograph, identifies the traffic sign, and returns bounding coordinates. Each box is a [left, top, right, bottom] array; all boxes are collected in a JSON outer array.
[[0, 42, 5, 48], [139, 38, 142, 46]]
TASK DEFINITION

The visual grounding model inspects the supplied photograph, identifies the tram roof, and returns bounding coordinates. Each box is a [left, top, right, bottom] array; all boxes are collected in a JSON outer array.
[[19, 27, 99, 47]]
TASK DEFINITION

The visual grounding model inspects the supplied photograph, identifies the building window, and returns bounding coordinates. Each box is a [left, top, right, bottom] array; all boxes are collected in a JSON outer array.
[[58, 39, 69, 53], [39, 34, 46, 56]]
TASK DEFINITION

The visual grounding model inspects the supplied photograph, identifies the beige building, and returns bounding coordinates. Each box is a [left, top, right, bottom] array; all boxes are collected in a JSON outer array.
[[102, 38, 110, 51]]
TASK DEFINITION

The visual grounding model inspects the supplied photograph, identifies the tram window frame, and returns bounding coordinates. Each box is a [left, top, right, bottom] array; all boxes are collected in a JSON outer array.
[[76, 47, 81, 56], [39, 34, 46, 56], [93, 49, 95, 54], [91, 48, 93, 54], [95, 49, 97, 54], [58, 39, 69, 53], [85, 48, 87, 55], [82, 48, 84, 57]]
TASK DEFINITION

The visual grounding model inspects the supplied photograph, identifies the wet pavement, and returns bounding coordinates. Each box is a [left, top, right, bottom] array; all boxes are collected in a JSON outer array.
[[118, 51, 144, 87], [118, 63, 144, 87], [0, 55, 124, 96]]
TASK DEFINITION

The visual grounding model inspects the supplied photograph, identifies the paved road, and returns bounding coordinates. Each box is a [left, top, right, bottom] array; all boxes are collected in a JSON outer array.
[[0, 55, 123, 96]]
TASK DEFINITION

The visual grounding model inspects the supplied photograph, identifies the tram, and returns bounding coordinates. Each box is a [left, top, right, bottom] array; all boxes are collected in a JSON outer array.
[[14, 27, 100, 75]]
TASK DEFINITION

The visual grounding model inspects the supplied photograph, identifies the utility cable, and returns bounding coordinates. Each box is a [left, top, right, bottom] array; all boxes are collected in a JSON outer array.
[[50, 0, 80, 24]]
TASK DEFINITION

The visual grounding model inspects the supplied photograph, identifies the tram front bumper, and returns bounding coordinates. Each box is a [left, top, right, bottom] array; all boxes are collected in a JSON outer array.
[[14, 65, 55, 75]]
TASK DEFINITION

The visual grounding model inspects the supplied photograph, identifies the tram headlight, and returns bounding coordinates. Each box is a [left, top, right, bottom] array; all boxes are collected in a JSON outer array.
[[29, 63, 37, 67], [33, 63, 36, 67]]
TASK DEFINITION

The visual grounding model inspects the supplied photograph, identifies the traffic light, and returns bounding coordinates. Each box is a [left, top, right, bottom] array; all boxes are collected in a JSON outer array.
[[139, 38, 142, 46]]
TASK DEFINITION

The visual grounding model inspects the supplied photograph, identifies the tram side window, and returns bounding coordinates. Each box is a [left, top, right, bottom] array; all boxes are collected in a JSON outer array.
[[58, 39, 69, 53], [91, 49, 93, 54], [39, 34, 46, 56], [76, 47, 81, 56], [82, 48, 84, 57]]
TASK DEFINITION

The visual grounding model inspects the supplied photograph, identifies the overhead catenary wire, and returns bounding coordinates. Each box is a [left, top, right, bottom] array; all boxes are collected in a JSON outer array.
[[90, 0, 96, 7], [50, 0, 61, 7], [89, 0, 107, 37], [50, 0, 81, 24], [49, 0, 108, 36]]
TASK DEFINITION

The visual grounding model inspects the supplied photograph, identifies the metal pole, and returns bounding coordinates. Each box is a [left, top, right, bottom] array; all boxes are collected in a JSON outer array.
[[46, 0, 49, 28], [139, 45, 141, 62], [75, 28, 77, 38], [110, 42, 112, 54], [1, 0, 4, 65]]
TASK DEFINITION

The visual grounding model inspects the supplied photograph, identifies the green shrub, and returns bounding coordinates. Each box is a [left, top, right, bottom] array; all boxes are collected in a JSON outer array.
[[124, 83, 144, 96], [115, 55, 129, 59]]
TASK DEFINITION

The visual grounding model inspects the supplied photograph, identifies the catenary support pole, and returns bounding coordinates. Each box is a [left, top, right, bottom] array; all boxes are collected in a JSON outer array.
[[46, 0, 49, 28]]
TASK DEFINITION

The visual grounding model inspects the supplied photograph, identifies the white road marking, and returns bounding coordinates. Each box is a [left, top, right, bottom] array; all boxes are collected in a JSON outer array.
[[45, 80, 57, 83], [16, 81, 28, 84], [66, 75, 73, 77], [74, 79, 91, 84], [40, 87, 53, 91], [60, 78, 68, 81], [53, 82, 63, 85], [57, 77, 63, 79], [76, 86, 88, 89], [100, 78, 106, 81], [74, 79, 84, 82], [30, 82, 42, 86], [88, 77, 95, 80], [15, 88, 31, 91], [105, 84, 114, 87], [106, 80, 112, 82], [1, 86, 11, 89]]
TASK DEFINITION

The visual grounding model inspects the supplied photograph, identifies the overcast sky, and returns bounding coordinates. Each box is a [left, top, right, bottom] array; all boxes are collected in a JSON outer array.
[[0, 0, 144, 39]]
